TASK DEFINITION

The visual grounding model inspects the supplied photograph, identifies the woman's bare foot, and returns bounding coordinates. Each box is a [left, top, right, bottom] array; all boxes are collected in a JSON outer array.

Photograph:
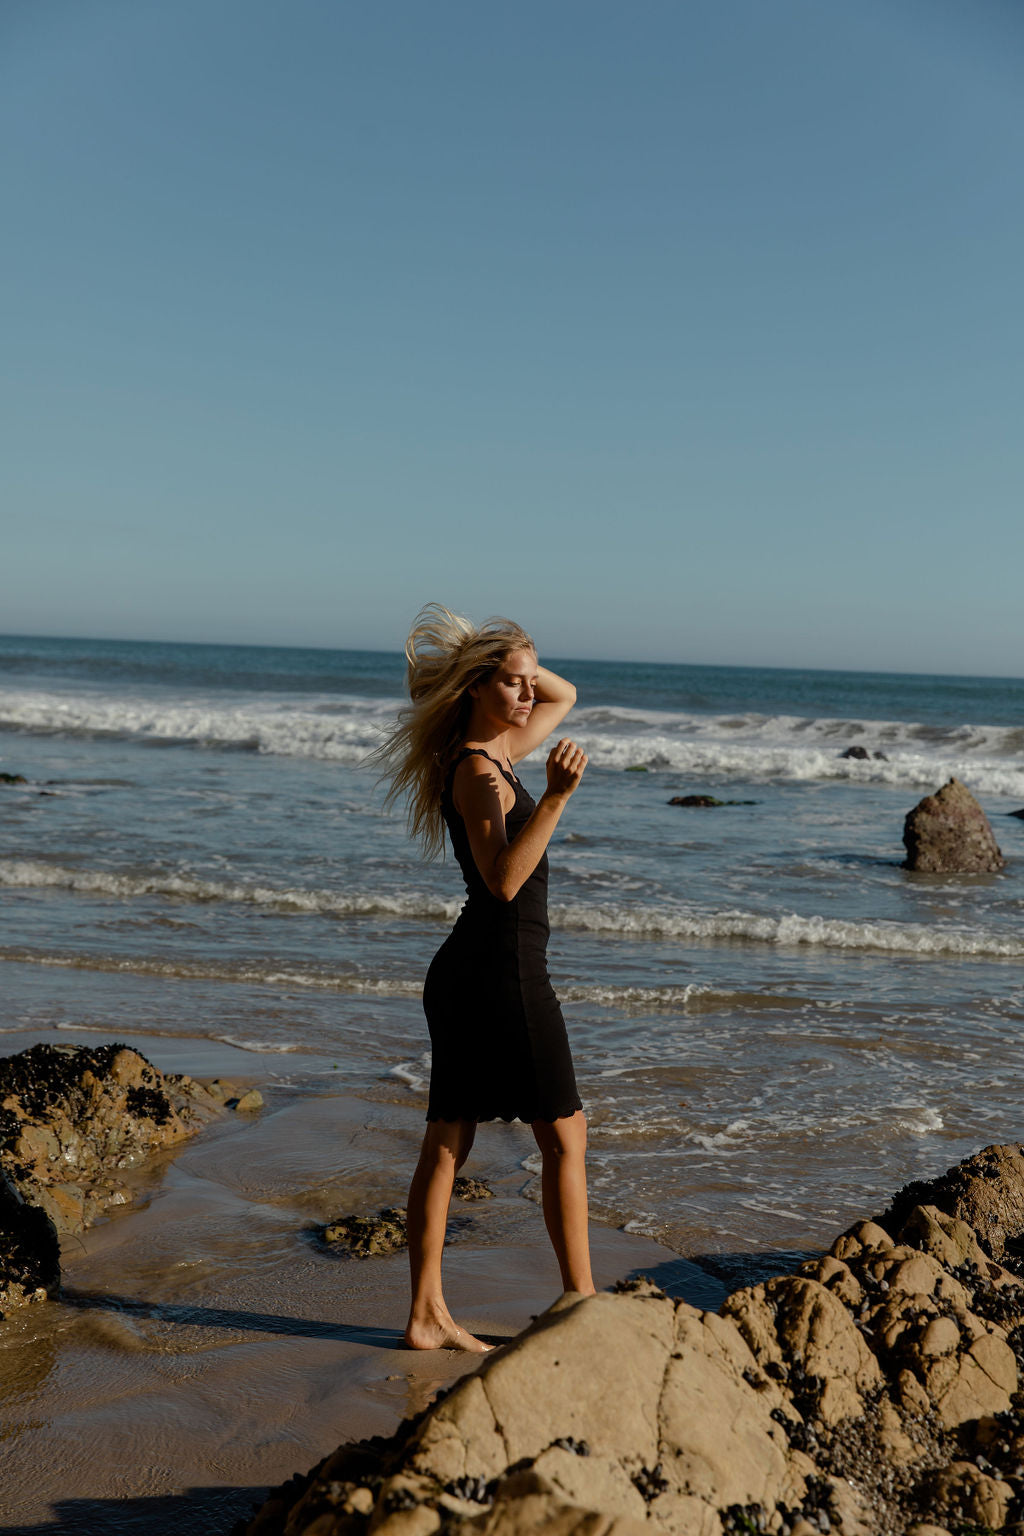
[[404, 1302, 492, 1353]]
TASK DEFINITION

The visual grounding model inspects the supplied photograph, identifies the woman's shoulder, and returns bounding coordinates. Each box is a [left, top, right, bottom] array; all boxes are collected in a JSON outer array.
[[450, 749, 515, 813], [451, 749, 504, 787]]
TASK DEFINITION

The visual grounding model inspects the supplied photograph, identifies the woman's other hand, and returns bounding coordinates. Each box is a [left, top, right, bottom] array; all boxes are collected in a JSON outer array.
[[545, 739, 588, 800]]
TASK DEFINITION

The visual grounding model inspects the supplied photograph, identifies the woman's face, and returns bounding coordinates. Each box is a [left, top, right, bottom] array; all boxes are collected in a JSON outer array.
[[471, 648, 538, 732]]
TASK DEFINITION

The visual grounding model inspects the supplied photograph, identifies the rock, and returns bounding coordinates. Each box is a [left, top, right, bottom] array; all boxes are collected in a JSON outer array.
[[927, 1460, 1014, 1530], [624, 765, 649, 772], [320, 1185, 492, 1258], [1009, 807, 1024, 820], [321, 1207, 409, 1257], [876, 1144, 1024, 1265], [902, 777, 1005, 873], [839, 746, 888, 761], [722, 1274, 882, 1425], [0, 1168, 60, 1317], [231, 1089, 264, 1113], [0, 1042, 221, 1237], [0, 772, 28, 784], [206, 1078, 241, 1102], [667, 795, 758, 808], [452, 1177, 493, 1201]]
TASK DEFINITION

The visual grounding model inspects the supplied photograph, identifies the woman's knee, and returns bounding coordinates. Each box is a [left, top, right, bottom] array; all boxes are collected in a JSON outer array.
[[422, 1118, 476, 1168], [533, 1109, 587, 1160]]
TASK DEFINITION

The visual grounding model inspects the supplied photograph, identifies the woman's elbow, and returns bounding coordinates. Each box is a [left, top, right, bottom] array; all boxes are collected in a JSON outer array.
[[487, 874, 519, 902]]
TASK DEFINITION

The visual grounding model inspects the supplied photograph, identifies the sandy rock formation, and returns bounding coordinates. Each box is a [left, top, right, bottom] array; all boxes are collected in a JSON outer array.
[[0, 1042, 223, 1240], [902, 777, 1005, 873], [242, 1144, 1024, 1536]]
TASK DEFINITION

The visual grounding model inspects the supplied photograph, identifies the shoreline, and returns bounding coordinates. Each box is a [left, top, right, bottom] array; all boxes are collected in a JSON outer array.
[[0, 1036, 720, 1534]]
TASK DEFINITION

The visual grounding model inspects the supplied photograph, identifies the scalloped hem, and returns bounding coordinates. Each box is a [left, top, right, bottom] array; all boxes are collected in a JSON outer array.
[[425, 1098, 583, 1126]]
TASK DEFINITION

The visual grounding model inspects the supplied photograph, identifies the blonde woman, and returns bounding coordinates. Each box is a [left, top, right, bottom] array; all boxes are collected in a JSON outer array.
[[377, 604, 594, 1351]]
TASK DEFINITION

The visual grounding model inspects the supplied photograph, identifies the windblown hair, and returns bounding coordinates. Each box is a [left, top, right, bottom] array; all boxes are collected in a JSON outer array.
[[373, 604, 535, 859]]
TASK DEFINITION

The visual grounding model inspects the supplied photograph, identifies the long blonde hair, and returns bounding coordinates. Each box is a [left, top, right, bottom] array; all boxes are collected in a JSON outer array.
[[373, 603, 535, 858]]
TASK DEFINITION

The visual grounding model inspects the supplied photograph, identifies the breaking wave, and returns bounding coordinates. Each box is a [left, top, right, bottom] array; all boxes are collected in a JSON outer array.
[[2, 687, 1023, 795], [2, 860, 1021, 959]]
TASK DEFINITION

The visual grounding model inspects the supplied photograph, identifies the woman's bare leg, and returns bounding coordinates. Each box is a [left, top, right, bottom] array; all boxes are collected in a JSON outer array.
[[532, 1111, 596, 1296], [404, 1118, 491, 1351]]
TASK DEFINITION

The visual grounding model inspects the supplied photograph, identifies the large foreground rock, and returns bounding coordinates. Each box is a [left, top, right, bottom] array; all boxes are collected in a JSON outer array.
[[242, 1145, 1024, 1536], [0, 1042, 223, 1272], [902, 777, 1005, 873]]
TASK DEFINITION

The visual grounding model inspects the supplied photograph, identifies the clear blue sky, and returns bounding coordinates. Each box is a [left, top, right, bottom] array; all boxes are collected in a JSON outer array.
[[3, 1, 1022, 673]]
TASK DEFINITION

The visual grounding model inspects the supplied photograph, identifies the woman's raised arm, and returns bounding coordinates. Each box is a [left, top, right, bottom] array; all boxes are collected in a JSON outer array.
[[456, 739, 588, 902], [509, 665, 577, 764]]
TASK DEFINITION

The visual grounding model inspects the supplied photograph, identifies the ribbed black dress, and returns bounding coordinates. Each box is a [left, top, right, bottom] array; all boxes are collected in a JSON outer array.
[[423, 748, 583, 1124]]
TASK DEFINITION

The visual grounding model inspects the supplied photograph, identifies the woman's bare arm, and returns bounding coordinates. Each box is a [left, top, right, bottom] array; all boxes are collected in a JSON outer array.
[[509, 665, 577, 764], [455, 740, 587, 901]]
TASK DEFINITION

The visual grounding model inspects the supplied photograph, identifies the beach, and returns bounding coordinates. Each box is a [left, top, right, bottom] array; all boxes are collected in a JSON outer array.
[[0, 1032, 718, 1534], [1, 634, 1022, 1528]]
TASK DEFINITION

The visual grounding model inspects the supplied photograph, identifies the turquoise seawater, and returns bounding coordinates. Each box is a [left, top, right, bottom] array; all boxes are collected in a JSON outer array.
[[1, 633, 1022, 1267]]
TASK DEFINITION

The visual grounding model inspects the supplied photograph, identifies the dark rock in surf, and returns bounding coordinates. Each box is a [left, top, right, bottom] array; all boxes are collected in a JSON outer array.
[[320, 1206, 409, 1257], [839, 746, 888, 762], [902, 777, 1005, 873], [1009, 808, 1024, 820], [319, 1182, 493, 1257], [452, 1176, 493, 1201], [0, 772, 27, 785], [668, 795, 758, 808], [0, 1042, 223, 1237]]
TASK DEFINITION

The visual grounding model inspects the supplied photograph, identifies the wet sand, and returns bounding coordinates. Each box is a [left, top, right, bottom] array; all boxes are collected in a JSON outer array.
[[0, 1033, 721, 1535]]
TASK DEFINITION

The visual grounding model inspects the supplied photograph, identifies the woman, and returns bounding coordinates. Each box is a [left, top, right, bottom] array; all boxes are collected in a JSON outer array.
[[376, 604, 594, 1352]]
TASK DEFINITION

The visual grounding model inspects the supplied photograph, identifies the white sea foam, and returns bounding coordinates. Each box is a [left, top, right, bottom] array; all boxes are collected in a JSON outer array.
[[0, 858, 460, 923], [387, 1054, 431, 1093], [3, 686, 1023, 794], [551, 900, 1024, 958], [3, 859, 1022, 959], [0, 687, 395, 764], [212, 1036, 298, 1054]]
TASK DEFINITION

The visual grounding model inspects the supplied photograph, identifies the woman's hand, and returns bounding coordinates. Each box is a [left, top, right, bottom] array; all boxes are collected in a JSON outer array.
[[544, 738, 588, 800]]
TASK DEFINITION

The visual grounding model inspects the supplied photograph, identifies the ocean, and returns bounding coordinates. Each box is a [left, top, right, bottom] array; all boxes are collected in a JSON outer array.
[[2, 632, 1022, 1277]]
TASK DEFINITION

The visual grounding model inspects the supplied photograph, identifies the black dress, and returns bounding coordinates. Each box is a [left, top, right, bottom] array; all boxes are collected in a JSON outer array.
[[423, 747, 583, 1124]]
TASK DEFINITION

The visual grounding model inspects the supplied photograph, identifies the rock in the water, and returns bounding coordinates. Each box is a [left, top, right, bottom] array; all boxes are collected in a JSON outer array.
[[0, 772, 28, 785], [246, 1143, 1024, 1536], [229, 1089, 264, 1113], [452, 1177, 493, 1201], [668, 795, 758, 808], [902, 777, 1005, 873], [839, 746, 888, 761], [321, 1207, 409, 1257], [0, 1042, 222, 1236], [1009, 808, 1024, 820], [0, 1169, 60, 1317]]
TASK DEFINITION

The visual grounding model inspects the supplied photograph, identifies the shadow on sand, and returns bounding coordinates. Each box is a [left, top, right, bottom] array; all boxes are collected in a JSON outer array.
[[0, 1487, 262, 1536], [59, 1286, 405, 1348], [626, 1247, 816, 1310]]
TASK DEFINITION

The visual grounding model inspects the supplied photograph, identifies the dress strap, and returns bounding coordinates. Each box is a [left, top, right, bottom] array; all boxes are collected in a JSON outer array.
[[449, 747, 519, 786]]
